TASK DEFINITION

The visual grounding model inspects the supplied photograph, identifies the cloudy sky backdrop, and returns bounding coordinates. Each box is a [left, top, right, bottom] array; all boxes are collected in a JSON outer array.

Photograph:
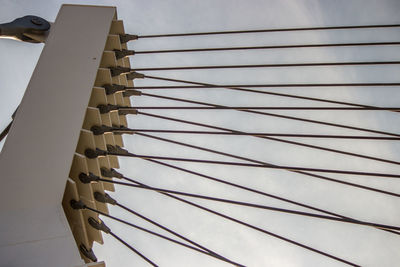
[[1, 0, 400, 266]]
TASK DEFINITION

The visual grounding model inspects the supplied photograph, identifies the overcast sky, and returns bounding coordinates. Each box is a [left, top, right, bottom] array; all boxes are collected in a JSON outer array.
[[1, 0, 400, 266]]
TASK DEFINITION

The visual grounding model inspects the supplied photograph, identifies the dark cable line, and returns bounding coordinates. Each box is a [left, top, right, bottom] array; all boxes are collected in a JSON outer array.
[[139, 91, 400, 140], [0, 107, 17, 143], [84, 206, 243, 266], [139, 74, 400, 144], [132, 42, 400, 54], [0, 121, 12, 143], [83, 210, 158, 267], [132, 61, 400, 71], [130, 83, 400, 88], [126, 112, 400, 238], [139, 91, 400, 138], [94, 142, 399, 180], [117, 165, 347, 218], [135, 83, 400, 142], [138, 111, 400, 166], [134, 132, 400, 198], [128, 106, 400, 111], [115, 202, 235, 263], [139, 159, 400, 237], [129, 78, 400, 235], [109, 231, 158, 266], [113, 129, 400, 140], [143, 75, 399, 112], [98, 178, 400, 232], [110, 23, 400, 264], [136, 24, 400, 39], [95, 175, 359, 266], [108, 151, 400, 178]]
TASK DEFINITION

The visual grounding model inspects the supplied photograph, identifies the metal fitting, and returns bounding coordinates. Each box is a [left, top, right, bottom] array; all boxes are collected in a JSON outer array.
[[88, 217, 111, 234], [123, 90, 142, 97], [118, 108, 138, 115], [84, 148, 108, 159], [114, 49, 135, 59], [70, 199, 86, 210], [97, 104, 119, 114], [79, 172, 100, 184], [79, 244, 97, 262], [116, 125, 131, 131], [119, 34, 138, 44], [94, 192, 117, 205], [90, 125, 113, 135], [109, 66, 132, 77], [103, 84, 126, 95], [106, 144, 129, 155], [112, 125, 134, 135], [100, 167, 124, 179], [125, 71, 145, 80]]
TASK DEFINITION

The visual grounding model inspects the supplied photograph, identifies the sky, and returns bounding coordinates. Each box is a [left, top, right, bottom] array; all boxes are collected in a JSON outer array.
[[1, 0, 400, 266]]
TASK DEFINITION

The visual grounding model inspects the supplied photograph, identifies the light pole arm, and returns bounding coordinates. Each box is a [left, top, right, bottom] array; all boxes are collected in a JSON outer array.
[[0, 15, 51, 43]]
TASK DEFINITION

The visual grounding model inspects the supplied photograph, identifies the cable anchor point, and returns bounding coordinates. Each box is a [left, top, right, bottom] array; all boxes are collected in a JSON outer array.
[[79, 244, 97, 262], [123, 89, 142, 97], [70, 199, 86, 210], [88, 217, 111, 234], [97, 104, 137, 115], [103, 83, 126, 95], [94, 191, 117, 205], [79, 172, 100, 183], [119, 34, 138, 44], [109, 66, 132, 77], [97, 104, 119, 114], [90, 125, 113, 135], [101, 167, 124, 179], [113, 125, 134, 135], [84, 148, 107, 159], [114, 49, 135, 59], [118, 108, 138, 115], [126, 71, 145, 80], [106, 144, 130, 155]]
